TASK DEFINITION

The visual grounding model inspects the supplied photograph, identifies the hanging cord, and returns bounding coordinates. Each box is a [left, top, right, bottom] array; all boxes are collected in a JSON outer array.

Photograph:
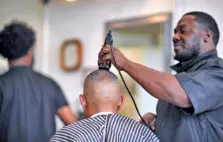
[[110, 46, 151, 129]]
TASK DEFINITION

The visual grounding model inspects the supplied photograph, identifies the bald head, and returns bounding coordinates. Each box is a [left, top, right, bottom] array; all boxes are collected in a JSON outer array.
[[84, 70, 120, 102], [80, 70, 123, 117]]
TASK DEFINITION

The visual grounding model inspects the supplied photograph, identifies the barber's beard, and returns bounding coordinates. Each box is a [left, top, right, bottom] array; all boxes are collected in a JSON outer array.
[[174, 42, 200, 62]]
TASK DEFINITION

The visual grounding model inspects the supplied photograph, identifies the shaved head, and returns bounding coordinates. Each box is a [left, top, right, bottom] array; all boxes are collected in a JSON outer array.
[[84, 70, 120, 104], [80, 70, 123, 117]]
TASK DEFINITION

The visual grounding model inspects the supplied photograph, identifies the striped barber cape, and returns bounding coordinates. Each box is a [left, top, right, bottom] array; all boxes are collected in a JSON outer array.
[[51, 114, 159, 142]]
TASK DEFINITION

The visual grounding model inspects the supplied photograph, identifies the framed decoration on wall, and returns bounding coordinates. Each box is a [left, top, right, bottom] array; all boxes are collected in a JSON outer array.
[[59, 39, 83, 72]]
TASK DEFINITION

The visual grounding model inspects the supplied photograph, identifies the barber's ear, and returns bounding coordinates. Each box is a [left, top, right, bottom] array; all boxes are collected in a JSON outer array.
[[117, 96, 125, 111], [203, 29, 213, 43], [79, 94, 87, 110]]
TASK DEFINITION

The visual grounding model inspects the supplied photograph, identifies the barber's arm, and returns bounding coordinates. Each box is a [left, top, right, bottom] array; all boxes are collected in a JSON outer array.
[[99, 46, 191, 108]]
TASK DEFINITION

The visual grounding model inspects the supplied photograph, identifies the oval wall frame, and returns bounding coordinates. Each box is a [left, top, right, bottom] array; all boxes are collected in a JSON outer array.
[[59, 39, 83, 72]]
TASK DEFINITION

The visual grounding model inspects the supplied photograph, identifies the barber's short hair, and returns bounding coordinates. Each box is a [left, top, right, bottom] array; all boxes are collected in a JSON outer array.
[[0, 20, 36, 60], [184, 11, 220, 46]]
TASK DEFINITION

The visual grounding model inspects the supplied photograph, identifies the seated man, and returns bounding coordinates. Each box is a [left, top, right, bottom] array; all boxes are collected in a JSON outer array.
[[51, 70, 159, 142]]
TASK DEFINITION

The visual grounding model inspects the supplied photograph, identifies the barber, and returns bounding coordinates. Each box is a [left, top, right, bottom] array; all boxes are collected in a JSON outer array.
[[98, 11, 223, 142]]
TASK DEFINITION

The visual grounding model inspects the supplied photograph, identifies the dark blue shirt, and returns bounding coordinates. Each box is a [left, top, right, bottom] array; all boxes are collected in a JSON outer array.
[[155, 49, 223, 142], [0, 66, 68, 142]]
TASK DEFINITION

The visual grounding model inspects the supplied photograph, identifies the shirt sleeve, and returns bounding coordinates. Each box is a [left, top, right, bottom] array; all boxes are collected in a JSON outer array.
[[53, 81, 69, 110], [175, 68, 223, 115], [0, 89, 2, 112]]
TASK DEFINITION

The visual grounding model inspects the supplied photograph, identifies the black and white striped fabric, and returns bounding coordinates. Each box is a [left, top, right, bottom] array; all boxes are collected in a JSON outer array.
[[51, 114, 159, 142]]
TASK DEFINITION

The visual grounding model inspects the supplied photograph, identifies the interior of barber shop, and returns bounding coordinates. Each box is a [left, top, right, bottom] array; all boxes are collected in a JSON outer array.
[[0, 0, 223, 142]]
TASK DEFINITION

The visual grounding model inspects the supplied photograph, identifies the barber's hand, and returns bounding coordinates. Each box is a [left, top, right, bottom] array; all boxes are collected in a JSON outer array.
[[139, 113, 156, 131], [98, 45, 128, 71]]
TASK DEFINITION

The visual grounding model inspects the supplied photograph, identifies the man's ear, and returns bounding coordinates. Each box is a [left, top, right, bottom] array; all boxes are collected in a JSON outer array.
[[117, 96, 125, 111], [203, 29, 213, 43], [79, 94, 87, 110]]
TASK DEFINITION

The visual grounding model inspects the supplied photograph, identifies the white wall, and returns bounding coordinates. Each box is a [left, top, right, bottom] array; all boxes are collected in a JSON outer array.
[[0, 0, 44, 71]]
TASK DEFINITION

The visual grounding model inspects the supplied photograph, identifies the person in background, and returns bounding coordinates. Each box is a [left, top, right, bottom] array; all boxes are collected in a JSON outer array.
[[51, 70, 159, 142], [0, 20, 77, 142]]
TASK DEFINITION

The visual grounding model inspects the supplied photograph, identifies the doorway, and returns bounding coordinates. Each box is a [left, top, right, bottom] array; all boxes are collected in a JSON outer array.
[[105, 13, 172, 120]]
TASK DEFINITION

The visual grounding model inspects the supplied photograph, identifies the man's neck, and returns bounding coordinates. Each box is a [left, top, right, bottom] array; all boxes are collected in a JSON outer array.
[[9, 59, 30, 68], [90, 111, 115, 118], [198, 47, 215, 56]]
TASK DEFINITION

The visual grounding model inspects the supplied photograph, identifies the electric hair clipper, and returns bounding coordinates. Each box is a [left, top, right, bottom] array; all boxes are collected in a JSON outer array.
[[98, 30, 113, 70]]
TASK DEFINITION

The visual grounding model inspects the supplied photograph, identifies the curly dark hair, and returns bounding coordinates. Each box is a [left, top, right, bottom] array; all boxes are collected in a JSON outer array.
[[184, 11, 220, 46], [0, 20, 36, 60]]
